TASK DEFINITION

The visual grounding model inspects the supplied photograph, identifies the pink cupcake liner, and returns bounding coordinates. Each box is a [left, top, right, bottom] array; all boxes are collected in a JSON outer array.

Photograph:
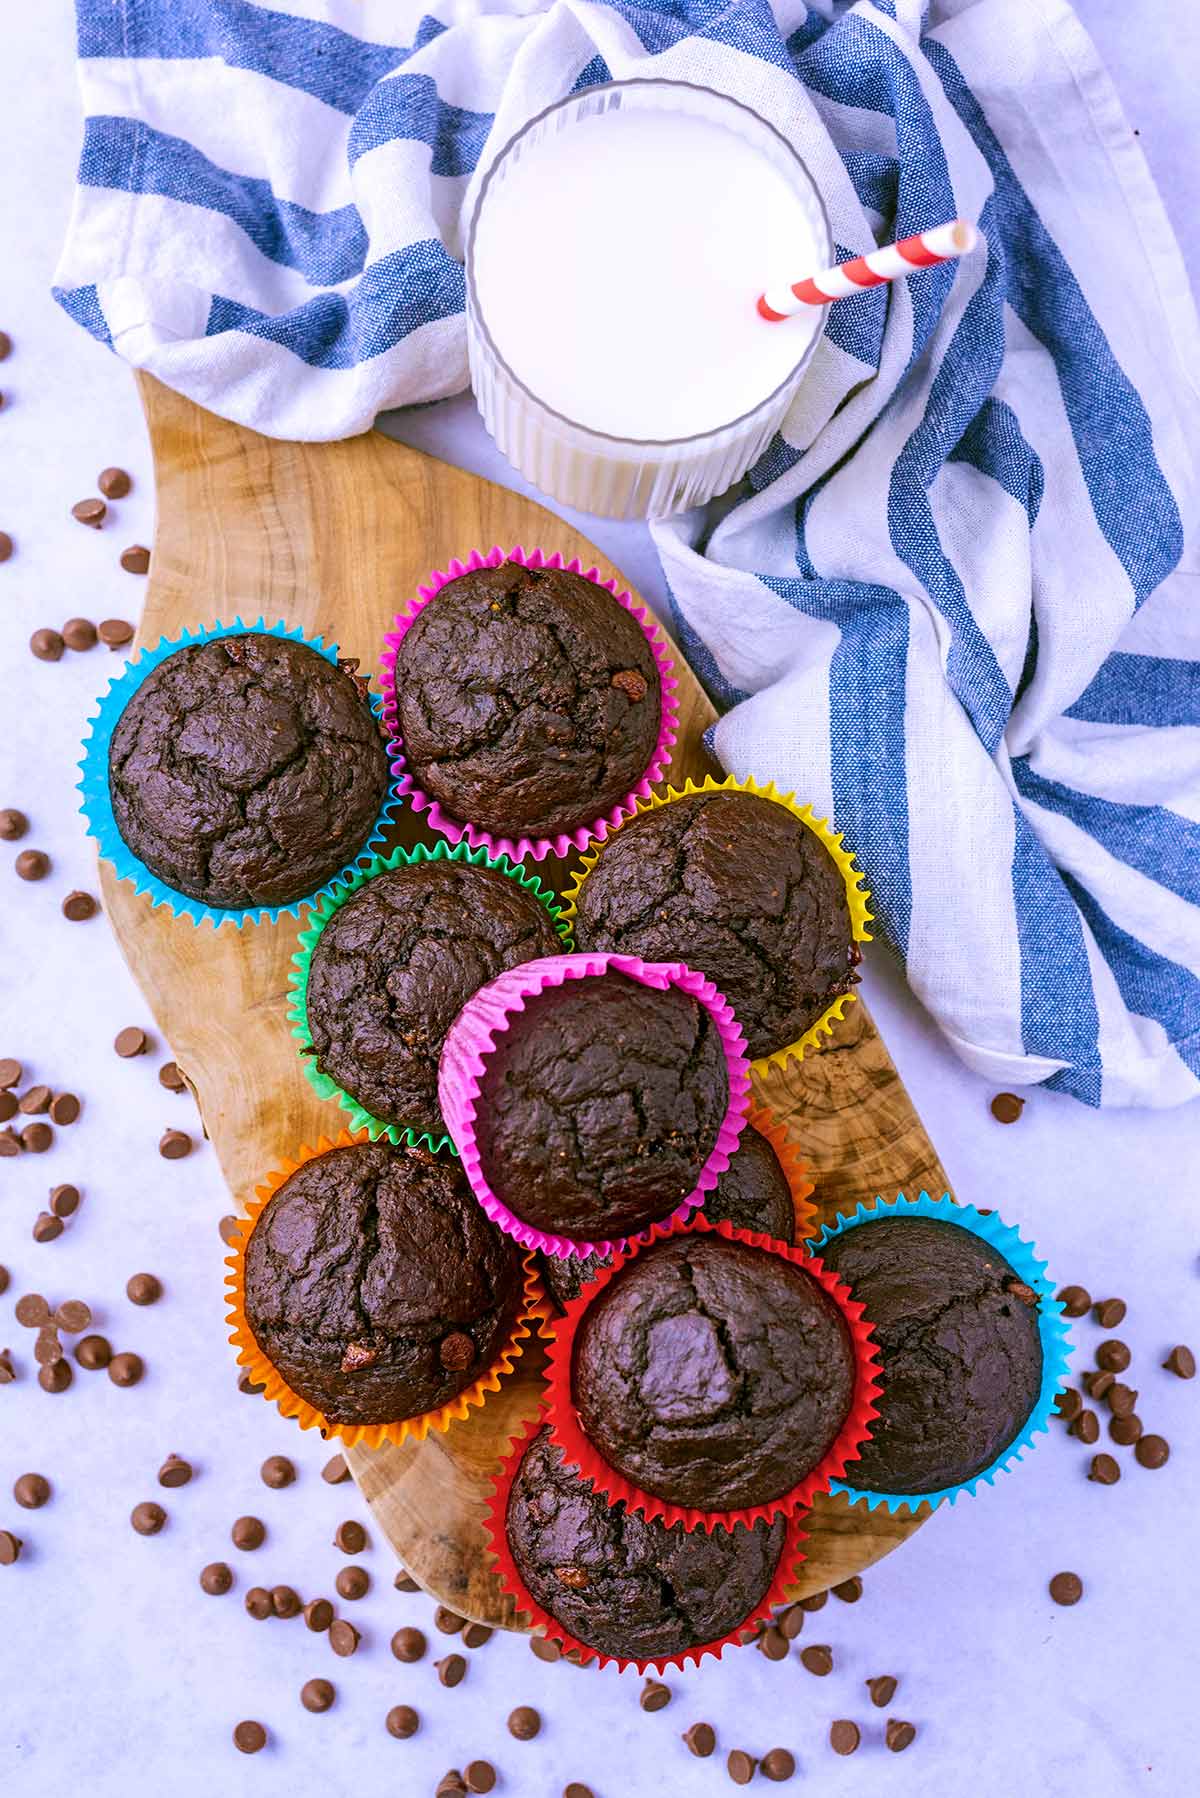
[[377, 544, 680, 864], [438, 951, 751, 1260]]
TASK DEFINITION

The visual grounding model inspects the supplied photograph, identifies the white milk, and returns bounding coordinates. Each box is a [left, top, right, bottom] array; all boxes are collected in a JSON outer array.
[[470, 107, 823, 442]]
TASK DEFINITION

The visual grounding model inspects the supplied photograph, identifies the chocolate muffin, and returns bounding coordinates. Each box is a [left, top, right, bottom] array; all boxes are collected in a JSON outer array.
[[474, 969, 728, 1242], [243, 1141, 524, 1426], [392, 562, 661, 839], [816, 1215, 1043, 1494], [506, 1427, 787, 1660], [539, 1122, 796, 1312], [304, 858, 562, 1139], [108, 635, 389, 909], [571, 790, 857, 1059], [573, 1232, 854, 1511]]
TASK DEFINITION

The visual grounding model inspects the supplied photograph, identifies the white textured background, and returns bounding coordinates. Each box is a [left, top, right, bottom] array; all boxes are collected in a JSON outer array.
[[1, 4, 1198, 1795]]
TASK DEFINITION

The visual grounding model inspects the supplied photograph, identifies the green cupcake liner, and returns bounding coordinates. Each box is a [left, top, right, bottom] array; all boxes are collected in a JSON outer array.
[[287, 839, 573, 1155]]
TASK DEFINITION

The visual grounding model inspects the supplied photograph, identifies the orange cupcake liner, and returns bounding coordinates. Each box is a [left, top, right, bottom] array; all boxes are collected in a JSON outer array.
[[542, 1212, 882, 1533], [482, 1414, 809, 1674], [744, 1100, 819, 1242], [223, 1130, 543, 1451]]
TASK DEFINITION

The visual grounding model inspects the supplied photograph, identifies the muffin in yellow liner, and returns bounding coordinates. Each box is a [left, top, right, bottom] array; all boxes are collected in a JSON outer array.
[[223, 1131, 544, 1451], [560, 773, 872, 1076]]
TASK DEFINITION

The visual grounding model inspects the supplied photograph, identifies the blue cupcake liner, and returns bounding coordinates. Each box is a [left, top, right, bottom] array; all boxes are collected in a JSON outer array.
[[808, 1191, 1072, 1515], [78, 617, 401, 929], [287, 838, 574, 1156]]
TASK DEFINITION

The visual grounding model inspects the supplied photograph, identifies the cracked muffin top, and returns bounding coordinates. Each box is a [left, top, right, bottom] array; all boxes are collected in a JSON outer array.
[[304, 858, 563, 1140], [571, 790, 858, 1059], [538, 1121, 797, 1313], [391, 562, 662, 839], [816, 1216, 1043, 1495], [506, 1427, 787, 1660], [474, 970, 729, 1243], [242, 1141, 524, 1427], [108, 635, 390, 909], [573, 1233, 855, 1512]]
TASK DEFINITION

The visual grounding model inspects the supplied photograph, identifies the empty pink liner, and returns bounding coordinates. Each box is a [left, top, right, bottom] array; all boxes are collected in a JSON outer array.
[[378, 545, 680, 864], [438, 951, 751, 1259]]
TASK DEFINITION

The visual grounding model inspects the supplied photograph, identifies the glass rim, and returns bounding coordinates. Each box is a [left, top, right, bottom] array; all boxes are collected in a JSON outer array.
[[465, 78, 833, 454]]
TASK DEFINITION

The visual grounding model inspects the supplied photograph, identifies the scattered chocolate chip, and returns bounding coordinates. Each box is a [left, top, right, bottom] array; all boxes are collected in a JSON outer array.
[[108, 1352, 143, 1388], [1094, 1298, 1126, 1329], [1163, 1345, 1195, 1379], [244, 1586, 272, 1620], [777, 1603, 805, 1640], [0, 332, 9, 359], [200, 1562, 233, 1594], [53, 1298, 89, 1334], [18, 1085, 51, 1114], [32, 1214, 64, 1244], [1054, 1387, 1082, 1422], [62, 619, 98, 652], [258, 1456, 294, 1491], [727, 1750, 757, 1785], [321, 1453, 349, 1485], [641, 1679, 671, 1711], [392, 1627, 426, 1663], [1136, 1433, 1170, 1469], [114, 1026, 148, 1058], [508, 1706, 540, 1740], [0, 1531, 23, 1564], [72, 497, 107, 529], [120, 544, 151, 575], [15, 850, 50, 881], [233, 1721, 266, 1755], [13, 1473, 50, 1509], [439, 1331, 475, 1371], [760, 1747, 796, 1782], [126, 1272, 163, 1307], [829, 1721, 860, 1756], [49, 1093, 81, 1125], [0, 1093, 13, 1123], [437, 1776, 466, 1798], [232, 1515, 265, 1550], [34, 1328, 63, 1366], [98, 467, 132, 499], [39, 1358, 72, 1393], [386, 1704, 419, 1739], [336, 1565, 369, 1601], [0, 532, 11, 563], [158, 1060, 186, 1093], [465, 1764, 496, 1794], [159, 1128, 192, 1160], [990, 1091, 1024, 1123], [333, 1519, 366, 1554], [529, 1635, 560, 1663], [1069, 1409, 1099, 1444], [158, 1454, 192, 1488], [329, 1619, 360, 1657], [131, 1501, 166, 1535], [758, 1626, 789, 1661], [50, 1188, 82, 1224], [832, 1576, 863, 1603], [800, 1645, 833, 1676], [434, 1605, 465, 1634], [218, 1215, 241, 1247], [21, 1122, 53, 1153], [98, 618, 134, 649], [0, 1266, 7, 1294], [14, 1293, 50, 1328], [799, 1590, 827, 1612], [1084, 1369, 1115, 1401], [272, 1585, 301, 1619], [1049, 1571, 1083, 1606], [0, 1350, 15, 1385], [293, 1595, 329, 1632], [0, 1127, 20, 1156], [1090, 1452, 1122, 1483], [866, 1675, 897, 1707], [0, 820, 25, 851], [30, 628, 64, 663], [60, 894, 97, 926], [462, 1622, 493, 1650], [75, 1334, 111, 1369], [236, 1371, 264, 1396], [436, 1654, 466, 1687], [1109, 1414, 1143, 1446], [563, 1787, 594, 1798], [301, 1678, 335, 1714], [886, 1720, 917, 1753], [1108, 1383, 1138, 1418], [1056, 1284, 1092, 1317], [1097, 1339, 1130, 1372], [683, 1722, 716, 1758]]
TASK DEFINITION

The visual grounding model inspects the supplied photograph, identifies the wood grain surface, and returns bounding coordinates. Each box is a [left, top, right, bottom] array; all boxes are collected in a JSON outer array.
[[100, 374, 944, 1631]]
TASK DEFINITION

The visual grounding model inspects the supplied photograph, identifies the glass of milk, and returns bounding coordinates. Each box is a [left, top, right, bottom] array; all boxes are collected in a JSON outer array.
[[466, 80, 831, 520]]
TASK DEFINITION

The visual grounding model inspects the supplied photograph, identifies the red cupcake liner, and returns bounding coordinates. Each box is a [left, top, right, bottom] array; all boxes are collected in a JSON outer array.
[[541, 1212, 882, 1533], [482, 1414, 809, 1674]]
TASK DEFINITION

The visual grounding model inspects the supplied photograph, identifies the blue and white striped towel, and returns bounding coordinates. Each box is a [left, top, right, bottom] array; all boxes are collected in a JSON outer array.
[[56, 0, 1200, 1107]]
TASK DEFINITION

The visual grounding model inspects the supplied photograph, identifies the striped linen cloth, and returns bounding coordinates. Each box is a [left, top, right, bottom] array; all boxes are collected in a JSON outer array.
[[56, 0, 1200, 1107]]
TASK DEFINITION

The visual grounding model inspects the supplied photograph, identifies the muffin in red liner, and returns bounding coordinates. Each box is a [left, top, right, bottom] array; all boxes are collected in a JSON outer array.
[[483, 1417, 808, 1674], [542, 1213, 881, 1532]]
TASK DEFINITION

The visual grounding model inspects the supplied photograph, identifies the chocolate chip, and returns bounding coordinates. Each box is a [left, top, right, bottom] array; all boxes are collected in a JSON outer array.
[[330, 1620, 361, 1658], [0, 1127, 20, 1156], [15, 851, 49, 882], [886, 1720, 917, 1753], [829, 1721, 860, 1756], [158, 1060, 187, 1093], [0, 332, 10, 359], [14, 1293, 50, 1327], [777, 1603, 805, 1640], [0, 1094, 14, 1122], [1069, 1409, 1099, 1444], [75, 1334, 111, 1369], [1097, 1339, 1130, 1372], [563, 1787, 594, 1798], [866, 1675, 897, 1707], [1163, 1345, 1195, 1379], [50, 1187, 82, 1221], [32, 1214, 64, 1243], [1108, 1382, 1138, 1418], [30, 628, 64, 663], [1084, 1369, 1115, 1400], [0, 818, 26, 853], [439, 1331, 475, 1371], [727, 1749, 757, 1785], [760, 1748, 796, 1781], [640, 1679, 671, 1711], [159, 1128, 192, 1160], [436, 1654, 466, 1687], [386, 1704, 419, 1739], [1090, 1451, 1122, 1483], [49, 1092, 81, 1124], [53, 1297, 89, 1333], [158, 1454, 192, 1488], [508, 1706, 541, 1740], [21, 1122, 53, 1153], [799, 1590, 827, 1612], [336, 1566, 369, 1601], [301, 1678, 335, 1714], [0, 532, 11, 563], [0, 1266, 7, 1294], [1056, 1284, 1092, 1318], [232, 1516, 265, 1551], [260, 1455, 295, 1489], [39, 1358, 72, 1393], [272, 1585, 301, 1619], [464, 1764, 496, 1794], [800, 1645, 833, 1676], [530, 1636, 560, 1662], [232, 1721, 266, 1755], [611, 668, 649, 702], [62, 619, 98, 652], [244, 1586, 272, 1620], [758, 1625, 789, 1660], [434, 1605, 465, 1634], [1136, 1433, 1170, 1469], [218, 1215, 241, 1247], [98, 618, 134, 649], [14, 1473, 50, 1509], [832, 1576, 863, 1603], [683, 1722, 715, 1758], [437, 1776, 466, 1798], [303, 1598, 333, 1632], [131, 1501, 166, 1535], [126, 1273, 162, 1306], [72, 498, 107, 528], [333, 1519, 366, 1554], [391, 1627, 426, 1663], [108, 1352, 144, 1387], [321, 1454, 350, 1485], [200, 1562, 233, 1594], [34, 1328, 63, 1366], [237, 1370, 264, 1396], [1049, 1571, 1083, 1605], [1004, 1278, 1039, 1307], [0, 1531, 23, 1564], [18, 1085, 51, 1114], [120, 544, 151, 575], [990, 1091, 1024, 1123], [98, 467, 131, 499], [0, 1350, 15, 1385], [1054, 1387, 1082, 1422], [114, 1027, 148, 1058], [1109, 1414, 1142, 1446], [462, 1622, 493, 1650], [1094, 1298, 1126, 1328]]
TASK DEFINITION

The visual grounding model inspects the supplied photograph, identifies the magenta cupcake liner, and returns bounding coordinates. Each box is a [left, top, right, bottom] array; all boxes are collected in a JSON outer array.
[[378, 545, 680, 864], [438, 951, 751, 1259]]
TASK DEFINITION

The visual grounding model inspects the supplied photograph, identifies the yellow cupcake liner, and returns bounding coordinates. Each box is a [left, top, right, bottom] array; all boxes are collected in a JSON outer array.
[[559, 773, 873, 1077], [223, 1130, 543, 1451]]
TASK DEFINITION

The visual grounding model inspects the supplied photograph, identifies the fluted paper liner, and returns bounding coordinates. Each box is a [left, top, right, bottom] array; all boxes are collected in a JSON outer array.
[[378, 545, 680, 864], [438, 951, 751, 1260], [482, 1414, 809, 1674], [223, 1131, 542, 1449], [78, 618, 400, 928], [809, 1191, 1073, 1514], [288, 839, 571, 1155], [743, 1101, 819, 1242], [559, 772, 872, 1072], [541, 1213, 882, 1532]]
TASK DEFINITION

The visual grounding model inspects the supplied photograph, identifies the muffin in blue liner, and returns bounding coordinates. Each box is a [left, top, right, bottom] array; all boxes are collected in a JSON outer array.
[[78, 618, 399, 928], [809, 1192, 1071, 1514], [287, 838, 572, 1156]]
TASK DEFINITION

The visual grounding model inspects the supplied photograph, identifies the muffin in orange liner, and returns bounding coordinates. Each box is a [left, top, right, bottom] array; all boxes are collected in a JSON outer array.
[[542, 1212, 882, 1533], [743, 1100, 819, 1242], [223, 1130, 544, 1451], [482, 1415, 809, 1675]]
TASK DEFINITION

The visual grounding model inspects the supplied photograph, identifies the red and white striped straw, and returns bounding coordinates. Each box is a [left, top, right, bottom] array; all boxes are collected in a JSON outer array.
[[757, 218, 980, 321]]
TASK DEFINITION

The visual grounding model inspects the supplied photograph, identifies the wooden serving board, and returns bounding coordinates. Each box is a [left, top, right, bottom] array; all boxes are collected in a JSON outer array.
[[102, 374, 947, 1630]]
